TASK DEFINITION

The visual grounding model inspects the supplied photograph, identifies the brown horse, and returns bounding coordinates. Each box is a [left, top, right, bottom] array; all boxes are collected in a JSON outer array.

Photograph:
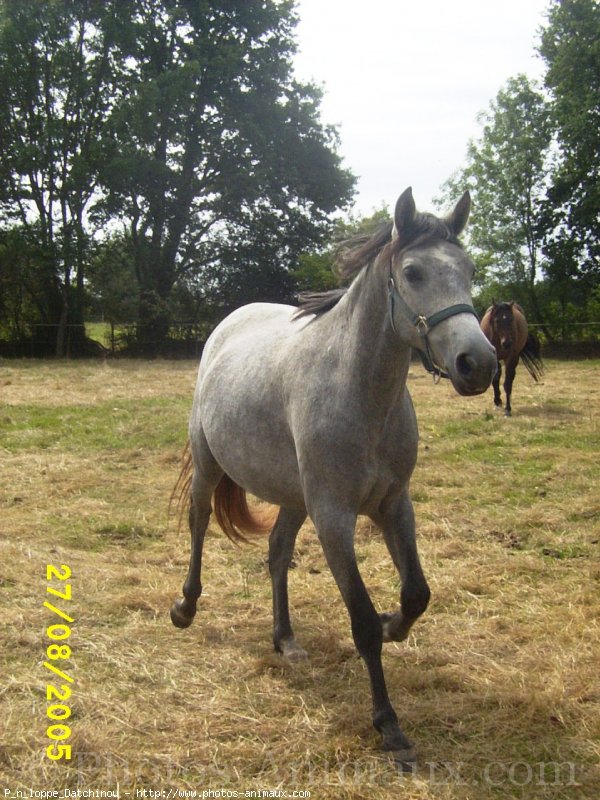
[[480, 301, 544, 416]]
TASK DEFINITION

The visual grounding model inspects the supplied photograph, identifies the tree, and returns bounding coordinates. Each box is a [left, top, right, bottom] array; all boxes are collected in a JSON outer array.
[[539, 0, 600, 276], [439, 75, 554, 328], [0, 0, 354, 355], [290, 206, 390, 294], [0, 0, 129, 355], [0, 225, 56, 353], [97, 0, 354, 351], [87, 234, 138, 326]]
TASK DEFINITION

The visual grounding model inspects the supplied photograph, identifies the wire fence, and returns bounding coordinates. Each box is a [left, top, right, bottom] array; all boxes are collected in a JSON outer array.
[[529, 322, 600, 338], [1, 320, 599, 358], [87, 321, 208, 357], [0, 321, 208, 358]]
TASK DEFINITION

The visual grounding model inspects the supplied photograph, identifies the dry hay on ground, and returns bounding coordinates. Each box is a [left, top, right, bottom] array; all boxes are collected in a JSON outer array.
[[1, 357, 599, 799]]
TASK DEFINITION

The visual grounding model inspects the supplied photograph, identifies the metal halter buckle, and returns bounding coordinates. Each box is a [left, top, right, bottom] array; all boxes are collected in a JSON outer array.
[[415, 316, 429, 336]]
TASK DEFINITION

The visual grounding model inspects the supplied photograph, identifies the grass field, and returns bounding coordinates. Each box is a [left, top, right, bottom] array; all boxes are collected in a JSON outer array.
[[1, 357, 599, 799]]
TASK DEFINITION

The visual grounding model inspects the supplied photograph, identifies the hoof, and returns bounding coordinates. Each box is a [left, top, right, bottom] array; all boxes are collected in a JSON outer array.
[[504, 409, 512, 417], [388, 748, 417, 774], [380, 612, 394, 643], [379, 612, 409, 643], [382, 732, 416, 772], [170, 599, 195, 629], [278, 637, 308, 662]]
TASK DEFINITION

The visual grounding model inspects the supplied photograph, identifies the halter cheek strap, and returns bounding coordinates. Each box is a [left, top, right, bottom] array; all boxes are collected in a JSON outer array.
[[387, 275, 479, 381]]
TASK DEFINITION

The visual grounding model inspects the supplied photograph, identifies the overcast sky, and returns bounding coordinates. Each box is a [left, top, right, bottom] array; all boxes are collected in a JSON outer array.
[[293, 0, 550, 216]]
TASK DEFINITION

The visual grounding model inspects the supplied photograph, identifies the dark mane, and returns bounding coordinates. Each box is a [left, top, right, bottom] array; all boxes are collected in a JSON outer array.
[[293, 288, 348, 319], [491, 300, 524, 318], [294, 212, 460, 320]]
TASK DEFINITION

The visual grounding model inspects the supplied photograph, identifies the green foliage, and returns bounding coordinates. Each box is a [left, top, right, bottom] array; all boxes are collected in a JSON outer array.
[[291, 205, 390, 294], [2, 0, 598, 352], [292, 251, 339, 294], [540, 0, 600, 273], [93, 0, 354, 348], [436, 2, 600, 339], [0, 0, 125, 354], [0, 226, 57, 341], [0, 0, 355, 354], [439, 75, 553, 328], [87, 236, 139, 325]]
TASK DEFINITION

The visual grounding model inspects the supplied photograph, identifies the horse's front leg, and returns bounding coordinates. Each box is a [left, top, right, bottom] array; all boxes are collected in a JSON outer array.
[[503, 359, 517, 416], [311, 505, 415, 767], [492, 360, 503, 408], [373, 490, 430, 643]]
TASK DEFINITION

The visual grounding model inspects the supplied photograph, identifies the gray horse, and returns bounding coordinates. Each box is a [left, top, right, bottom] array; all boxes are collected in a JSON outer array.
[[171, 187, 497, 765]]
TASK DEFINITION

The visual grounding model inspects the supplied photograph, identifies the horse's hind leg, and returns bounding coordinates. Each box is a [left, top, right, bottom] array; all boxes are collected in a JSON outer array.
[[269, 507, 307, 660], [374, 490, 430, 643], [170, 433, 222, 629]]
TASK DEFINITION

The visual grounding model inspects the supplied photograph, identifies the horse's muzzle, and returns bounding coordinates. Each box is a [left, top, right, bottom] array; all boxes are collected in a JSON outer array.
[[450, 346, 497, 396]]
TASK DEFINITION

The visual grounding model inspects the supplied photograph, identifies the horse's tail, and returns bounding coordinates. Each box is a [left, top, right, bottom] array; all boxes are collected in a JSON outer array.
[[213, 473, 275, 545], [170, 441, 275, 546], [520, 332, 544, 382]]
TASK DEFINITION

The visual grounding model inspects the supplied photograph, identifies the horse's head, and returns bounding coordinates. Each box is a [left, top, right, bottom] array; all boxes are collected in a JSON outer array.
[[387, 188, 497, 396], [490, 302, 516, 352]]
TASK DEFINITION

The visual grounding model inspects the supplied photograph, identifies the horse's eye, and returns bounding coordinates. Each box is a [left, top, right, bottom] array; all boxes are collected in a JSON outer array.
[[404, 264, 423, 284]]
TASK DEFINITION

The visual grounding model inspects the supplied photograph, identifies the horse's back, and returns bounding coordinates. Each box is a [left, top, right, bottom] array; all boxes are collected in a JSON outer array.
[[512, 304, 529, 349], [200, 302, 301, 368]]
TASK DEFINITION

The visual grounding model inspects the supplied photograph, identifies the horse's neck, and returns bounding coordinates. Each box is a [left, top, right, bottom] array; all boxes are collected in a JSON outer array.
[[330, 259, 412, 403]]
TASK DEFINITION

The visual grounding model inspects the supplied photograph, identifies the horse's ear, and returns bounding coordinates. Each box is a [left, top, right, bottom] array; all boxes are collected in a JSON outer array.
[[392, 187, 416, 241], [446, 191, 471, 236]]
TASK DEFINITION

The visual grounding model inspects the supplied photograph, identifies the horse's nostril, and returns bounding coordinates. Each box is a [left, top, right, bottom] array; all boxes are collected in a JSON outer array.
[[456, 353, 475, 378]]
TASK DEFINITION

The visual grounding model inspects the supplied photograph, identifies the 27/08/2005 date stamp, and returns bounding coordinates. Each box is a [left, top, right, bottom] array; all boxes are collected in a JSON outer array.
[[43, 564, 74, 761]]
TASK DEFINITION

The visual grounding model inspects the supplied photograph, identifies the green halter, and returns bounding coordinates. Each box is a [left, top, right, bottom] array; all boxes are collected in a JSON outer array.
[[387, 274, 479, 381]]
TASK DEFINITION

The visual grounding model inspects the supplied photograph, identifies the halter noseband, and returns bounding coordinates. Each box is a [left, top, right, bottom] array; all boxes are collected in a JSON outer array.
[[387, 264, 479, 382]]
